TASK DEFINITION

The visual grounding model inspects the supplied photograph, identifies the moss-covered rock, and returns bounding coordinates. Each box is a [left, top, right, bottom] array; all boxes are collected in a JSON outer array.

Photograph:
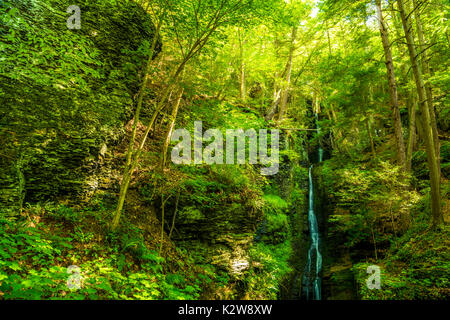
[[0, 0, 161, 214]]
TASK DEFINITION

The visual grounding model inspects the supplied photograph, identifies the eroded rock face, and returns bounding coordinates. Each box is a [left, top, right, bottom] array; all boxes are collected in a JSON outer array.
[[210, 236, 253, 279], [0, 0, 161, 215], [168, 190, 263, 279]]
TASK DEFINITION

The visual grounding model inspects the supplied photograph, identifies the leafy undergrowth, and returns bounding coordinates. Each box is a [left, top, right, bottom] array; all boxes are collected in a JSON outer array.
[[354, 183, 449, 300], [320, 156, 450, 300], [0, 202, 216, 300], [244, 240, 293, 299], [320, 159, 421, 259], [244, 194, 293, 299], [354, 225, 450, 300]]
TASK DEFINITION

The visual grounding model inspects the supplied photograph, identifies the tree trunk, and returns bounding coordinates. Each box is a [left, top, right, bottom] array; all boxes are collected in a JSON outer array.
[[406, 91, 417, 172], [328, 103, 344, 153], [375, 0, 406, 171], [112, 64, 186, 231], [366, 117, 376, 158], [112, 10, 164, 230], [111, 3, 226, 230], [265, 88, 281, 121], [415, 112, 425, 144], [398, 0, 442, 227], [412, 0, 441, 177], [238, 28, 246, 101], [278, 27, 297, 121], [161, 88, 184, 169], [111, 101, 165, 230], [169, 192, 180, 240]]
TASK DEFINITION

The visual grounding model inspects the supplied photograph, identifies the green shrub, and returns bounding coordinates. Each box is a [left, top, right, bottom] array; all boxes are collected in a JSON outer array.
[[245, 241, 293, 299], [258, 195, 289, 244]]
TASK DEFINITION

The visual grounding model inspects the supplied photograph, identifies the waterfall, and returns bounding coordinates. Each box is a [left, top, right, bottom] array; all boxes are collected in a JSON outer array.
[[302, 166, 322, 300], [302, 113, 323, 300]]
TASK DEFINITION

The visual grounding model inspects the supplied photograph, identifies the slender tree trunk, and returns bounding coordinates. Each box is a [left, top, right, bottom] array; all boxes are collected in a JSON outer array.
[[238, 28, 246, 101], [112, 10, 164, 230], [111, 4, 226, 230], [366, 117, 376, 158], [159, 194, 168, 255], [415, 111, 425, 144], [398, 0, 442, 227], [413, 0, 441, 177], [328, 103, 344, 153], [278, 27, 297, 121], [169, 192, 180, 240], [111, 102, 165, 230], [161, 88, 184, 169], [406, 91, 417, 172], [376, 0, 406, 171], [273, 72, 278, 99], [265, 88, 281, 121], [112, 65, 185, 231], [157, 90, 175, 132]]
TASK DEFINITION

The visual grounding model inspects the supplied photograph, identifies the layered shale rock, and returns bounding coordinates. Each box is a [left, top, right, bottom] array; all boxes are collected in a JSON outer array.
[[0, 0, 161, 215], [164, 179, 264, 279]]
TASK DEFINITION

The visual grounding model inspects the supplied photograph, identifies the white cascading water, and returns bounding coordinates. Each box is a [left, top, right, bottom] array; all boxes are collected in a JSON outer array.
[[302, 113, 323, 300]]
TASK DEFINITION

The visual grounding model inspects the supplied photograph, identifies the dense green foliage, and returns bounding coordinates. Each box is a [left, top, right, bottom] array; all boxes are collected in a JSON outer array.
[[0, 204, 209, 299], [0, 0, 448, 301], [1, 0, 159, 210]]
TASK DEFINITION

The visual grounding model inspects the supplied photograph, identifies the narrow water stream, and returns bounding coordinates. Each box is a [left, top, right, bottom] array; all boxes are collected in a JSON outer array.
[[302, 113, 323, 300], [302, 166, 323, 300]]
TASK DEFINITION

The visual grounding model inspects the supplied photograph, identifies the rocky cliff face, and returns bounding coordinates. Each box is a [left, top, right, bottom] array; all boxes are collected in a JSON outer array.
[[280, 164, 309, 300], [312, 166, 358, 300], [165, 176, 265, 281], [0, 0, 161, 215]]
